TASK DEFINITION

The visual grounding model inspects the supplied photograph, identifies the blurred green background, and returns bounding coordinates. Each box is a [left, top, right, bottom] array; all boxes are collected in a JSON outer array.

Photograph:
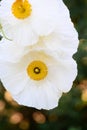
[[0, 0, 87, 130]]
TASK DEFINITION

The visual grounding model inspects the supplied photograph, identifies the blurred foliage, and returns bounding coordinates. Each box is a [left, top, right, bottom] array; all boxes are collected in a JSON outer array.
[[64, 0, 87, 39], [74, 39, 87, 82], [0, 0, 87, 130]]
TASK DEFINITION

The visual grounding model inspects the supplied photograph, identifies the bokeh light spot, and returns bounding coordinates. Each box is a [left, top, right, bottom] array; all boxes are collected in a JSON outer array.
[[32, 112, 46, 124]]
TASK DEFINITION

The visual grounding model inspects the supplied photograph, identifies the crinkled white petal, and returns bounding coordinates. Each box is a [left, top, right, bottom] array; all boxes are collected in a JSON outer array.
[[43, 30, 79, 57], [30, 0, 58, 35], [0, 39, 29, 62], [1, 21, 39, 46], [13, 80, 62, 110], [0, 51, 77, 110], [27, 30, 79, 60], [47, 58, 77, 92]]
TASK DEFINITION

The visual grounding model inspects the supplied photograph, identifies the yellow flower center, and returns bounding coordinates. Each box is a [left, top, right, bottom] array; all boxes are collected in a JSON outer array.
[[27, 61, 48, 81], [11, 0, 32, 19]]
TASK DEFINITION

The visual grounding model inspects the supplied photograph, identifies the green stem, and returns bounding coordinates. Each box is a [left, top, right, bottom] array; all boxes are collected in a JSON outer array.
[[0, 24, 12, 41]]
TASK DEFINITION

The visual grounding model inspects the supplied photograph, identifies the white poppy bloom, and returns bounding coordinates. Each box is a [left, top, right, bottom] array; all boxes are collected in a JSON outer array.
[[0, 50, 77, 110], [0, 0, 78, 46]]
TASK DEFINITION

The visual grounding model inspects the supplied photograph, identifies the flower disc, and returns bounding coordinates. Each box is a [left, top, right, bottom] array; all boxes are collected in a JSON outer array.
[[27, 60, 48, 81], [11, 0, 32, 19]]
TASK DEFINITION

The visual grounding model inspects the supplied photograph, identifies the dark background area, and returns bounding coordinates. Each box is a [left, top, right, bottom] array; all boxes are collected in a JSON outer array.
[[0, 0, 87, 130]]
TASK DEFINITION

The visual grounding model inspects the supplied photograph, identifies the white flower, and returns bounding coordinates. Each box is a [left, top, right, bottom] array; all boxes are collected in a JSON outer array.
[[0, 50, 77, 110], [0, 0, 78, 46], [0, 0, 79, 110]]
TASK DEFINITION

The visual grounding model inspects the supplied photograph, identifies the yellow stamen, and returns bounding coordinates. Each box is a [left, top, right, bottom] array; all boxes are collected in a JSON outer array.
[[27, 61, 48, 81], [11, 0, 32, 19]]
